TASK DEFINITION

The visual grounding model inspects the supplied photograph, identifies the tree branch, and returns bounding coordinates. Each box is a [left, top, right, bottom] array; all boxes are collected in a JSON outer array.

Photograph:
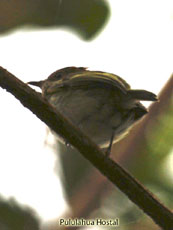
[[0, 66, 172, 229]]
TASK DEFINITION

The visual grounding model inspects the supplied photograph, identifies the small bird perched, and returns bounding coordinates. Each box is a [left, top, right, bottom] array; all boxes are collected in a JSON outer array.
[[28, 67, 157, 156]]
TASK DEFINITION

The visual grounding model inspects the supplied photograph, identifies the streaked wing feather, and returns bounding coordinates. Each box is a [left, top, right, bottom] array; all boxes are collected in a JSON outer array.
[[56, 71, 130, 94]]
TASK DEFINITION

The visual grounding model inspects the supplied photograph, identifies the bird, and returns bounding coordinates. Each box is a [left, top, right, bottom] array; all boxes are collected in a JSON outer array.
[[28, 67, 157, 156]]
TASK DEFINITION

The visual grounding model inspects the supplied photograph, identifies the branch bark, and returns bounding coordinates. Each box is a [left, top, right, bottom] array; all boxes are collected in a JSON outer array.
[[0, 66, 173, 229]]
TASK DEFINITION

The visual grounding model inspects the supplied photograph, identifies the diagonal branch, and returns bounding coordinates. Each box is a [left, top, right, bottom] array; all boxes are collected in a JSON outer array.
[[0, 66, 173, 229]]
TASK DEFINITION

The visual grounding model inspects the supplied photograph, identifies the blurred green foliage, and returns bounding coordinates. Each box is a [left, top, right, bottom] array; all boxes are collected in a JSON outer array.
[[132, 100, 173, 199], [57, 143, 93, 199], [0, 197, 40, 230], [0, 0, 110, 40], [103, 99, 173, 229]]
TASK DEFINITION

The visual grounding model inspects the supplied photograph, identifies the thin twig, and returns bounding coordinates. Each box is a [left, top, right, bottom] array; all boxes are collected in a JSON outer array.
[[0, 66, 173, 229]]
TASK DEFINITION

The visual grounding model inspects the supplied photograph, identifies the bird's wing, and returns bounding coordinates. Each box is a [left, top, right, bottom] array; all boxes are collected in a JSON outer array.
[[56, 71, 130, 94]]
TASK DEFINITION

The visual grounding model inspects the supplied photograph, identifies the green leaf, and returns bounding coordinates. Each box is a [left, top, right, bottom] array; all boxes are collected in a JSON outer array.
[[0, 0, 110, 40]]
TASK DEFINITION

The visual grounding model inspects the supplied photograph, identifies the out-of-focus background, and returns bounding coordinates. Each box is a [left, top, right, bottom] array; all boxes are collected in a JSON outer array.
[[0, 0, 172, 229]]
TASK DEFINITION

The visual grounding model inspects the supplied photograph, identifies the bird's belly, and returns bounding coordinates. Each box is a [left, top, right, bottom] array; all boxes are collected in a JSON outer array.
[[48, 89, 133, 147]]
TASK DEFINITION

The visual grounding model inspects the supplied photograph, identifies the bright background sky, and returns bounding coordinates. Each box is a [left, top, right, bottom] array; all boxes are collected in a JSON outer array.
[[0, 0, 172, 222]]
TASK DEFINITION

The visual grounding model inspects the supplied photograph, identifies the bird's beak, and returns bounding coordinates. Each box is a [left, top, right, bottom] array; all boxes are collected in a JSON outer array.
[[27, 80, 44, 88]]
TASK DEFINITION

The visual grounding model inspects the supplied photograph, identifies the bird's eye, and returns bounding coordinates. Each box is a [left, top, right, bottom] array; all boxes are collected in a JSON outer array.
[[48, 73, 62, 81]]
